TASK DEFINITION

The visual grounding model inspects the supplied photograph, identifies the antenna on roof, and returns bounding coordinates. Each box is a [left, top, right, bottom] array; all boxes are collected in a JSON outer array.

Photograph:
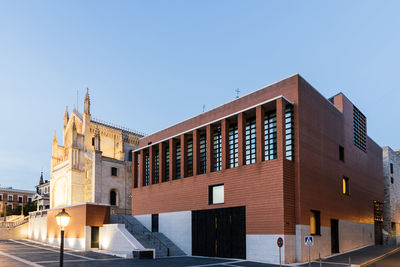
[[202, 104, 206, 112], [235, 88, 240, 99]]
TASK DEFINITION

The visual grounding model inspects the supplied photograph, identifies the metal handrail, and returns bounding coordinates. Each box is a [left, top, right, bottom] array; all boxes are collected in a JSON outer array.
[[0, 216, 29, 228]]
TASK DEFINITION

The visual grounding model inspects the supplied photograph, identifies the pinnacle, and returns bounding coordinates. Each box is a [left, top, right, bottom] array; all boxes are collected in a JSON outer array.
[[64, 105, 69, 117], [85, 88, 90, 100]]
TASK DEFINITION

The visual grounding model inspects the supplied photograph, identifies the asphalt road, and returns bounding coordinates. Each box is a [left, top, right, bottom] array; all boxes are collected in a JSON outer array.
[[0, 239, 281, 267], [1, 239, 400, 267], [366, 249, 400, 267]]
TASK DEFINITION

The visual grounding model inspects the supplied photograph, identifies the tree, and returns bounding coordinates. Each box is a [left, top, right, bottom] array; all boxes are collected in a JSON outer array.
[[23, 201, 37, 216]]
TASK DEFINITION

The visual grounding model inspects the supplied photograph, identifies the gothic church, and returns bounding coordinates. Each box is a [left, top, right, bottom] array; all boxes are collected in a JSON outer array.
[[50, 89, 143, 214]]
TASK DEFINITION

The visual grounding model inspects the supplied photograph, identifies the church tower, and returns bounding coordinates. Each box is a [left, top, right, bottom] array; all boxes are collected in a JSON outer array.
[[50, 88, 142, 213]]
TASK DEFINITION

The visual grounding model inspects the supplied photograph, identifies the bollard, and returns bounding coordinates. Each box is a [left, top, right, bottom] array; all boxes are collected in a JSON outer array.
[[349, 256, 351, 267], [319, 253, 322, 267]]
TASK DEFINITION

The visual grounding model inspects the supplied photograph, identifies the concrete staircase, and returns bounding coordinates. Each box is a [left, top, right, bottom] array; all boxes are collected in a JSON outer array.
[[110, 215, 186, 258]]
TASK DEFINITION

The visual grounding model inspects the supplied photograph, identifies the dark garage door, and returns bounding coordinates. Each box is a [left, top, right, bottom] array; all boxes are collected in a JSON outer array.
[[192, 206, 245, 259]]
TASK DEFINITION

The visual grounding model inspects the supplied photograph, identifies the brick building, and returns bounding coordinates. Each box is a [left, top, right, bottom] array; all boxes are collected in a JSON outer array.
[[131, 74, 383, 264], [0, 187, 35, 216]]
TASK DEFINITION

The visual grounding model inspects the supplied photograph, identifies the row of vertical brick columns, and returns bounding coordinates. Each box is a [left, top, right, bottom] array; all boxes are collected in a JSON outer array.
[[134, 98, 288, 187], [256, 105, 265, 163], [159, 142, 165, 182], [181, 134, 187, 178], [221, 119, 228, 170], [193, 129, 199, 175], [276, 98, 286, 160]]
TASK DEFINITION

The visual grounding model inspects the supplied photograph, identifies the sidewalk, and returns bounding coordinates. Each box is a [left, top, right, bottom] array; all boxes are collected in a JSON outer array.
[[294, 245, 400, 267]]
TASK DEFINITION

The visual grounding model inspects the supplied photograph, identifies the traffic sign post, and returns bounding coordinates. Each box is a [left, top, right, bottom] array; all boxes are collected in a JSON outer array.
[[277, 237, 283, 267], [304, 236, 314, 267]]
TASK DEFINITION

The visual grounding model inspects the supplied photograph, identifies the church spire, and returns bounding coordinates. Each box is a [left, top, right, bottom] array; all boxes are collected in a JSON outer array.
[[63, 106, 69, 128], [39, 172, 44, 185], [84, 88, 90, 115]]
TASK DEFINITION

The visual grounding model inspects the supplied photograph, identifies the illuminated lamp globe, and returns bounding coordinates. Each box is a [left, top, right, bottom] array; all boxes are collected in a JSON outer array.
[[56, 209, 71, 228]]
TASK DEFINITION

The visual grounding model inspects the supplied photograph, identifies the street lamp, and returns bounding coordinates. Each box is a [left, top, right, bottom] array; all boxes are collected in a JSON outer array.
[[56, 208, 70, 267]]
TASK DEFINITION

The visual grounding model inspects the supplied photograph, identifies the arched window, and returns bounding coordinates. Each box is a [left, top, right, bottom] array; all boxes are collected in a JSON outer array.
[[110, 190, 117, 206]]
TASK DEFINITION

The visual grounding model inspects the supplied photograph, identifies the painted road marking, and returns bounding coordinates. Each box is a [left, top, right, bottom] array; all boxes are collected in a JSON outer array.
[[36, 258, 124, 264], [7, 251, 59, 254], [0, 250, 43, 267], [187, 260, 246, 267], [9, 239, 94, 261], [313, 262, 350, 266]]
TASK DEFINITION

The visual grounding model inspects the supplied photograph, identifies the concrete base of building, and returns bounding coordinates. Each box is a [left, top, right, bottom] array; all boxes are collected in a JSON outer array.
[[246, 234, 296, 264], [135, 210, 192, 255], [295, 221, 374, 262], [99, 223, 144, 254], [134, 210, 376, 264]]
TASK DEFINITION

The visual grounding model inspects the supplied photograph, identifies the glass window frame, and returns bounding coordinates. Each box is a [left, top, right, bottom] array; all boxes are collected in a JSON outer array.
[[264, 111, 277, 161], [199, 133, 207, 174], [245, 117, 257, 165], [213, 126, 222, 172], [228, 123, 239, 168]]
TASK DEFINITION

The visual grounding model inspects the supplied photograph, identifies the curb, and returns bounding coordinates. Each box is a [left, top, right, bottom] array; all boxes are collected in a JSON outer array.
[[359, 246, 400, 267]]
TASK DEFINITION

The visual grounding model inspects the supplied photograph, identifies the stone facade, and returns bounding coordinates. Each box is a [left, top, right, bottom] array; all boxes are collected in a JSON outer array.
[[383, 146, 400, 244], [50, 89, 143, 214]]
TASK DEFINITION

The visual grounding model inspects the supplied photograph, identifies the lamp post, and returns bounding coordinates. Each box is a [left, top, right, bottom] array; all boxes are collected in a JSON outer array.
[[56, 208, 70, 267], [3, 201, 6, 222]]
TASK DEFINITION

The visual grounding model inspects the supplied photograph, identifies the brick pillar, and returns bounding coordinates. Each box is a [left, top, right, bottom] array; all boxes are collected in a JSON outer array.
[[139, 150, 145, 187], [159, 142, 165, 182], [276, 98, 286, 160], [149, 146, 154, 184], [169, 139, 176, 180], [238, 112, 246, 166], [256, 105, 265, 163], [181, 135, 187, 178], [193, 129, 199, 175], [133, 151, 138, 188], [206, 124, 213, 173], [221, 119, 228, 170]]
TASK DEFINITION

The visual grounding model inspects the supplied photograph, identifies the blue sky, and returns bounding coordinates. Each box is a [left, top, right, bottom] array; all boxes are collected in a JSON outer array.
[[0, 1, 399, 190]]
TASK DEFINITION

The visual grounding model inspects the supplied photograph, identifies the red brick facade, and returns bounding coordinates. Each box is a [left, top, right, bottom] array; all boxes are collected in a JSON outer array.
[[0, 189, 34, 211], [131, 74, 383, 236]]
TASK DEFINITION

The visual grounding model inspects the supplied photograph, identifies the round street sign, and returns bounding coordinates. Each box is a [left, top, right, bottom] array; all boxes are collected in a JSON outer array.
[[277, 237, 283, 248]]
